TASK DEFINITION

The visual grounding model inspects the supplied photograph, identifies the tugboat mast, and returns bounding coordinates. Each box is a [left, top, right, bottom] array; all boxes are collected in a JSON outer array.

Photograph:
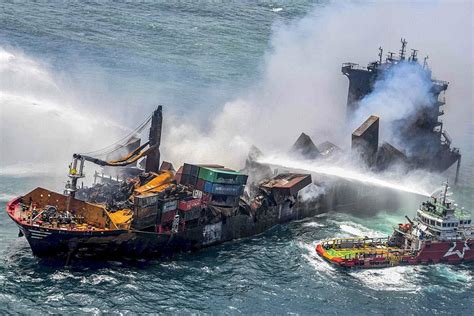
[[442, 181, 449, 205]]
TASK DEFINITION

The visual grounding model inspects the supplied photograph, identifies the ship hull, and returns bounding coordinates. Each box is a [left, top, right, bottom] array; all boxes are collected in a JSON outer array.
[[12, 200, 321, 259], [316, 240, 474, 269]]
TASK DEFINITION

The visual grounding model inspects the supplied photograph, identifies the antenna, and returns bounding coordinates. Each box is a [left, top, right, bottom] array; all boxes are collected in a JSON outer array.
[[423, 55, 429, 69], [410, 49, 418, 62], [378, 46, 383, 64], [399, 38, 407, 60], [442, 180, 449, 205], [387, 52, 395, 62]]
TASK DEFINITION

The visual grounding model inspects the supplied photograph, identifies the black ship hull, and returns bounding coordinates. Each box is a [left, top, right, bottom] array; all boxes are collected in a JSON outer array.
[[15, 201, 318, 259]]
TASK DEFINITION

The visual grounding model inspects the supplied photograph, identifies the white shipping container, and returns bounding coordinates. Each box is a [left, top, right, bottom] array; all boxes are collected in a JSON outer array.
[[162, 200, 178, 213]]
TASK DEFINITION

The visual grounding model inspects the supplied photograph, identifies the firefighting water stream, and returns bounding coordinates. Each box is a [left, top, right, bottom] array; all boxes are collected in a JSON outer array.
[[258, 155, 432, 197], [0, 1, 472, 314]]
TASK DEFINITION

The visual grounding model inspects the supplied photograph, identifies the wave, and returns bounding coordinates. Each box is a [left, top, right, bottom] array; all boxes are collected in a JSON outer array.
[[302, 221, 325, 228], [349, 266, 422, 292], [0, 193, 17, 202], [337, 222, 385, 238], [299, 241, 336, 273]]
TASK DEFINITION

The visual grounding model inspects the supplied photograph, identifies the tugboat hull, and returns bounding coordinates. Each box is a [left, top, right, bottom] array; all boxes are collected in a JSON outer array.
[[316, 240, 474, 269]]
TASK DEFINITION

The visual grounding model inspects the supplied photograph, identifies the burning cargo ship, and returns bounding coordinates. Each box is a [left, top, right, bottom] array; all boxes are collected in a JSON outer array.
[[316, 183, 473, 268], [5, 106, 314, 260]]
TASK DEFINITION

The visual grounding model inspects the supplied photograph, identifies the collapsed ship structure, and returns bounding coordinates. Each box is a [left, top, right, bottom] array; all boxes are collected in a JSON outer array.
[[342, 39, 461, 178]]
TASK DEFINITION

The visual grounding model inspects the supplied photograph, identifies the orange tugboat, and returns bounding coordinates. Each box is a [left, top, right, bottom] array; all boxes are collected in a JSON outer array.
[[316, 183, 473, 268]]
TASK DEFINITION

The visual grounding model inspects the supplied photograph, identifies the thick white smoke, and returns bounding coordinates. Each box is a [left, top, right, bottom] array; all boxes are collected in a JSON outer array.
[[162, 1, 472, 171], [0, 1, 471, 184], [0, 48, 125, 175], [351, 61, 436, 151]]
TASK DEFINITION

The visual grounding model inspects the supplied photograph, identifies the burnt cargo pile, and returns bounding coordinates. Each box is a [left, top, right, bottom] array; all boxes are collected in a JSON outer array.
[[131, 164, 250, 234], [5, 103, 316, 259]]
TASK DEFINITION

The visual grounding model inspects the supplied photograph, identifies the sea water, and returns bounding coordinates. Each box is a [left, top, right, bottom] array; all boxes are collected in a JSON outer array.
[[0, 1, 472, 314]]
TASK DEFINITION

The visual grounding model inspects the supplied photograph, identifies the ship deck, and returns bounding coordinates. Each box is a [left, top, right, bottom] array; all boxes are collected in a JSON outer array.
[[317, 237, 405, 262], [322, 245, 399, 259], [6, 187, 132, 233]]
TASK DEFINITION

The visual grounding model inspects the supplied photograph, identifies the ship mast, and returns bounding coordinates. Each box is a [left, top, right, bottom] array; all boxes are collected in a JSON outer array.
[[442, 181, 449, 205], [399, 38, 407, 60]]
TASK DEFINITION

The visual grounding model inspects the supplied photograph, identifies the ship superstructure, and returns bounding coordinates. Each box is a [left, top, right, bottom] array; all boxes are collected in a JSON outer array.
[[342, 39, 461, 175]]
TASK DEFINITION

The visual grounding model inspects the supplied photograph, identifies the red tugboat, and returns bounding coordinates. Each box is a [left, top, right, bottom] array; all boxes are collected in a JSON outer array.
[[316, 183, 473, 268]]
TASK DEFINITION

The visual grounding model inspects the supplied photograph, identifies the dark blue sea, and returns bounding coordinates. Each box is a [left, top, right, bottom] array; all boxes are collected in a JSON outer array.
[[0, 1, 472, 314]]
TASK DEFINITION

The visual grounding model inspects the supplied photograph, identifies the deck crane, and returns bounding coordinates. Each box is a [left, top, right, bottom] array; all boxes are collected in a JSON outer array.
[[64, 106, 163, 202]]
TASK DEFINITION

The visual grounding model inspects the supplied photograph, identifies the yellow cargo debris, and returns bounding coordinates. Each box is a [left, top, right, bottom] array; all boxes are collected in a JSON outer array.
[[135, 171, 174, 194], [108, 209, 133, 229]]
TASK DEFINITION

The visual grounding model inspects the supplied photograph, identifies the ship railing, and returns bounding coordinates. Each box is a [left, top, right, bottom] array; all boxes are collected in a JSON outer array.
[[322, 236, 390, 248], [341, 62, 366, 71], [342, 248, 413, 261]]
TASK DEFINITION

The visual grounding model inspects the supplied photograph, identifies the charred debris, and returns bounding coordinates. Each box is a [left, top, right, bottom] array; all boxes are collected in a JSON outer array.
[[71, 106, 313, 237]]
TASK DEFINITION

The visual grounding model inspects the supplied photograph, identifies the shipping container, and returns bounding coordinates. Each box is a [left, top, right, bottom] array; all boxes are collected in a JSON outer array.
[[161, 209, 177, 223], [179, 207, 201, 221], [134, 194, 159, 207], [198, 167, 248, 185], [178, 198, 201, 211], [203, 181, 243, 196], [162, 200, 178, 212], [174, 166, 183, 183], [195, 178, 205, 191], [180, 174, 198, 187], [132, 204, 160, 229], [260, 173, 312, 197], [182, 163, 200, 177], [209, 195, 239, 207]]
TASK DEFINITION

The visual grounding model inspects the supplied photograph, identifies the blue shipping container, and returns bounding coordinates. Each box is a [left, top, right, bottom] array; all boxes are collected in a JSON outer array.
[[203, 181, 243, 196]]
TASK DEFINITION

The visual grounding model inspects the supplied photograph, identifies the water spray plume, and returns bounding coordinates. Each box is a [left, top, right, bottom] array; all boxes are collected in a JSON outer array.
[[258, 155, 431, 197]]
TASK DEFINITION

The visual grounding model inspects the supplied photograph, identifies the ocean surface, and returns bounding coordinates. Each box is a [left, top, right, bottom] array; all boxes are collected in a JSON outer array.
[[0, 1, 472, 315]]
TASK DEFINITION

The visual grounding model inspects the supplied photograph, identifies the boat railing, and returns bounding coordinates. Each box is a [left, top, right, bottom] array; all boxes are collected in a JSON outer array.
[[341, 62, 366, 71], [321, 236, 390, 249]]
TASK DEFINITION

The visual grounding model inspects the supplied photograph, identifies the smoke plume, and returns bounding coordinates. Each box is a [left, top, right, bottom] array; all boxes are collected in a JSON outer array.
[[0, 1, 471, 184], [162, 0, 472, 171], [0, 48, 126, 175], [351, 61, 437, 154]]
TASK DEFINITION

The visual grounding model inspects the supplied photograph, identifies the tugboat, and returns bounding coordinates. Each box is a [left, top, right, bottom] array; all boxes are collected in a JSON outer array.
[[5, 106, 314, 261], [316, 183, 473, 268]]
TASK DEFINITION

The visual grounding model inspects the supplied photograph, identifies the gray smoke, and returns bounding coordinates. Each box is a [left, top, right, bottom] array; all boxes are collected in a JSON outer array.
[[1, 1, 471, 182], [351, 61, 436, 155], [163, 1, 473, 170]]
